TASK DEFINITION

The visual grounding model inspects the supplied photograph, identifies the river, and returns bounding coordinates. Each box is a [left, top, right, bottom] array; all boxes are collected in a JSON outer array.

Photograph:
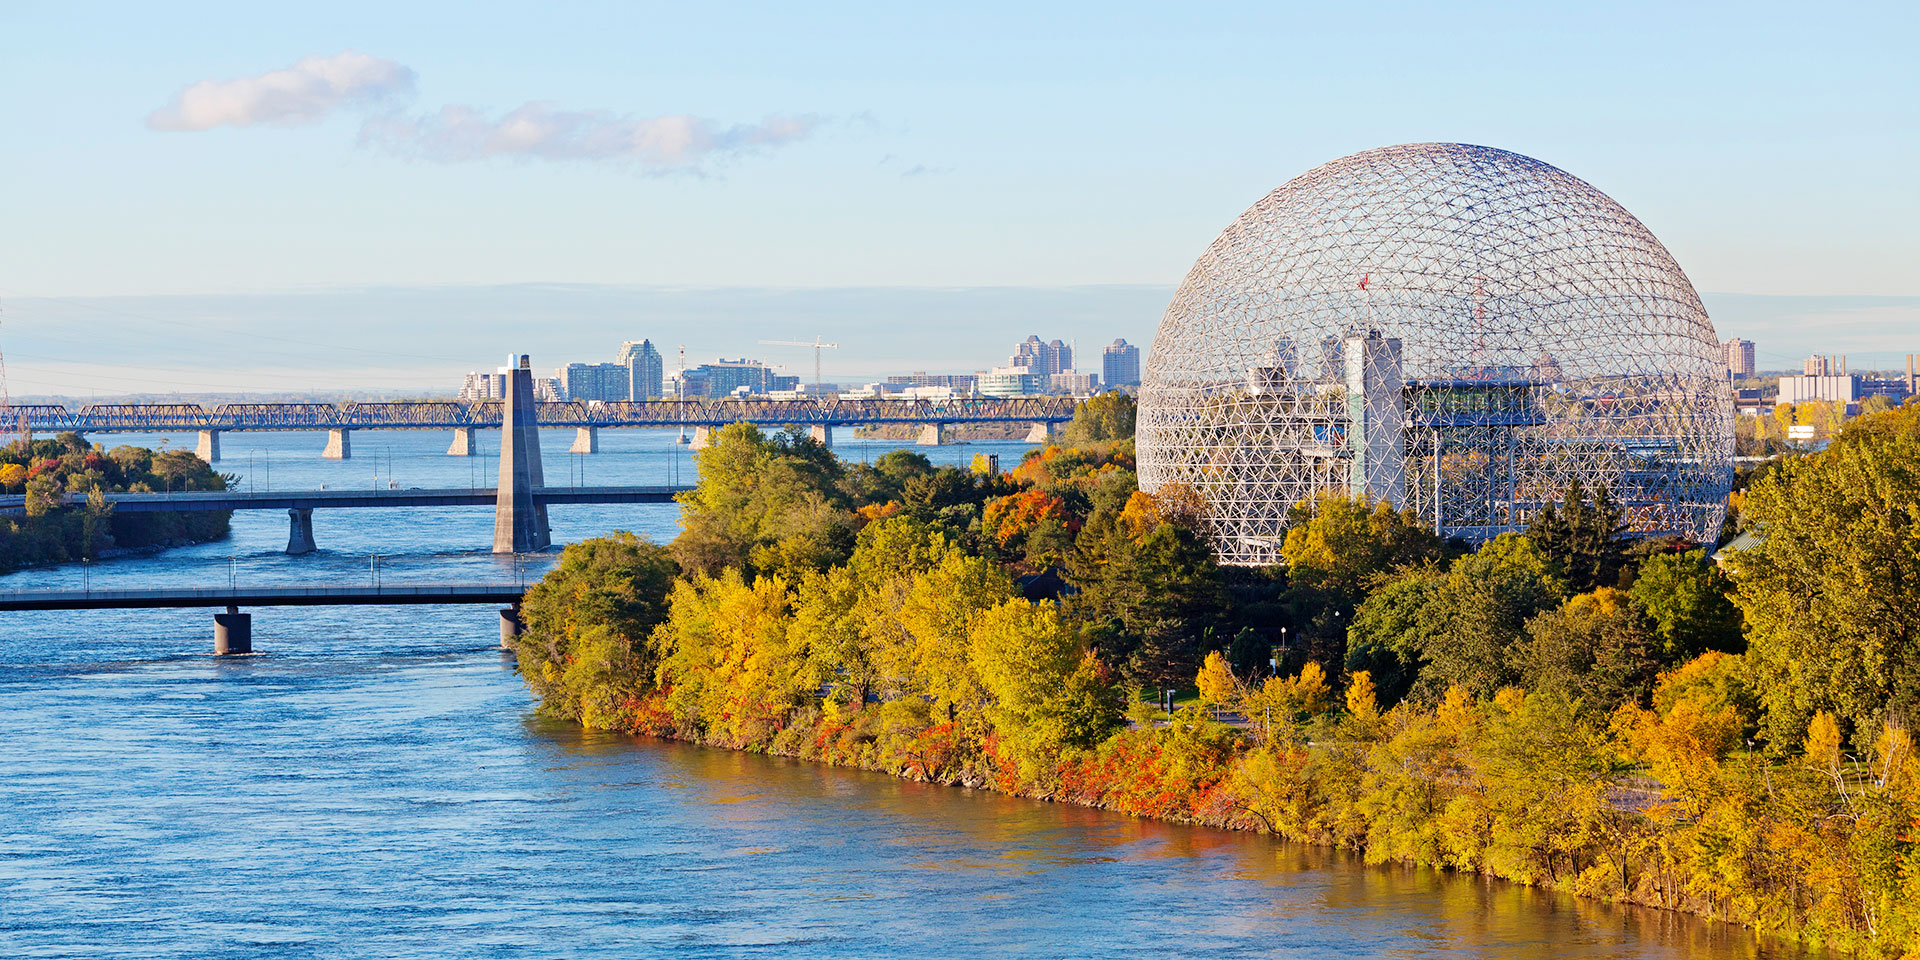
[[0, 428, 1806, 957]]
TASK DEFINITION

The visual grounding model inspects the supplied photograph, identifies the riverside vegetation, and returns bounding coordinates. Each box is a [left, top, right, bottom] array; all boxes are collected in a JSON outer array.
[[512, 395, 1920, 956], [0, 432, 233, 572]]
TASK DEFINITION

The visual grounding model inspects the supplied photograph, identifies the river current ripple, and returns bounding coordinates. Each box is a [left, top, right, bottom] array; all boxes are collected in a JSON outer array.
[[0, 429, 1801, 958]]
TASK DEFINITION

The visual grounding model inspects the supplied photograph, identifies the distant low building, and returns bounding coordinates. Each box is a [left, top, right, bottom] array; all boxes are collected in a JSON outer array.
[[461, 368, 560, 402], [978, 366, 1044, 397], [1049, 371, 1098, 396], [674, 358, 798, 398], [885, 372, 977, 392]]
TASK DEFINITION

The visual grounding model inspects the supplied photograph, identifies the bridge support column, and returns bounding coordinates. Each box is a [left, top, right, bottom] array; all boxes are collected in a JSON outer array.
[[915, 423, 946, 446], [196, 429, 221, 463], [286, 508, 316, 555], [807, 424, 833, 448], [500, 605, 523, 650], [1023, 422, 1053, 444], [447, 427, 477, 456], [569, 426, 599, 454], [214, 605, 252, 656], [322, 428, 352, 460], [492, 354, 552, 554], [690, 425, 713, 451]]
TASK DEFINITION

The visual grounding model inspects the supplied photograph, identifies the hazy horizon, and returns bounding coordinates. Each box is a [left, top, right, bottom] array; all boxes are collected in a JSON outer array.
[[4, 283, 1915, 402]]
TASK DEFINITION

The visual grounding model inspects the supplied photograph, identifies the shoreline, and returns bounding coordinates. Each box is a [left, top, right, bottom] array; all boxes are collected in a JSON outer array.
[[578, 702, 1813, 956]]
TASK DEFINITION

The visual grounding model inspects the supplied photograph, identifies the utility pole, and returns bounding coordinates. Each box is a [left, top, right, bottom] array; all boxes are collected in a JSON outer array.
[[759, 337, 840, 389]]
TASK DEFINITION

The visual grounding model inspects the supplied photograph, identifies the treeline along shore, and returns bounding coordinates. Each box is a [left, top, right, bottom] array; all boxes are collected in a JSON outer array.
[[0, 433, 233, 572], [511, 395, 1920, 956]]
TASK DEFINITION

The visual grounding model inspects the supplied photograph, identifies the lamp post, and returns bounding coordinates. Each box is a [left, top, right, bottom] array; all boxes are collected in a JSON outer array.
[[82, 557, 90, 594], [370, 553, 382, 589], [227, 555, 237, 589]]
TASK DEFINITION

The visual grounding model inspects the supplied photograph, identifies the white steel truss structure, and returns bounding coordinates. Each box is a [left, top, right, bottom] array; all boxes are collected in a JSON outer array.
[[1137, 143, 1734, 566]]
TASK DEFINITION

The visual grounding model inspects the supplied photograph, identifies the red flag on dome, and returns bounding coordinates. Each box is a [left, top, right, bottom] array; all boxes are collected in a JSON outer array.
[[1358, 274, 1370, 291]]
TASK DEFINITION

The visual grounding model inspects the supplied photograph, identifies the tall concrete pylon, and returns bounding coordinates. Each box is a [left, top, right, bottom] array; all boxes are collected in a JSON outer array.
[[493, 354, 551, 553]]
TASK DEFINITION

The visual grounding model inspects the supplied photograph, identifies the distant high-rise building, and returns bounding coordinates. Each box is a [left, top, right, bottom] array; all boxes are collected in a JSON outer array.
[[1050, 371, 1098, 396], [1804, 354, 1845, 377], [1723, 338, 1755, 378], [1010, 335, 1072, 376], [617, 340, 665, 400], [1102, 339, 1141, 387], [562, 362, 630, 402]]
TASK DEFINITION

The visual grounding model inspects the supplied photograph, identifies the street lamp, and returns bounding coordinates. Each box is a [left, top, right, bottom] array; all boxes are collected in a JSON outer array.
[[370, 553, 383, 589], [82, 557, 91, 594], [228, 555, 237, 588]]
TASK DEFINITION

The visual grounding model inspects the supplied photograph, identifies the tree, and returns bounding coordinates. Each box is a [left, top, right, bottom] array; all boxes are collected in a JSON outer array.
[[515, 532, 679, 726], [1195, 651, 1241, 715], [1526, 480, 1629, 592], [970, 599, 1119, 779], [1280, 495, 1447, 604], [1344, 565, 1446, 706], [1628, 548, 1743, 660], [1066, 513, 1225, 686], [1519, 587, 1659, 710], [1412, 534, 1566, 699], [671, 423, 852, 578], [1060, 392, 1136, 446], [1729, 403, 1920, 744]]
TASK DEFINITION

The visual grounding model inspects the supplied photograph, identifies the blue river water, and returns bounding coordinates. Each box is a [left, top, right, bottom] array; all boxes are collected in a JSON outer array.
[[0, 428, 1807, 957]]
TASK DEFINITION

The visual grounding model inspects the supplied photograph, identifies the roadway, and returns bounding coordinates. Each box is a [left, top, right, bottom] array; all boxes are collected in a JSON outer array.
[[0, 583, 528, 611], [0, 484, 691, 516]]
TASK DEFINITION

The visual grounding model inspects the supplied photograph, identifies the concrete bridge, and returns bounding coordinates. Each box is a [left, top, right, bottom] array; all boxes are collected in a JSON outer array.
[[0, 485, 688, 554], [0, 582, 531, 655], [1, 395, 1075, 461]]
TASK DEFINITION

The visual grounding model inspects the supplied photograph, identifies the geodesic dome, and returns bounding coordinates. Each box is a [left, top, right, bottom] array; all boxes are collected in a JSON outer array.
[[1136, 143, 1734, 566]]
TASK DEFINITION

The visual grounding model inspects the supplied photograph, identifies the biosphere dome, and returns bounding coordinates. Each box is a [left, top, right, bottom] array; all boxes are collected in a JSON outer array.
[[1136, 143, 1734, 566]]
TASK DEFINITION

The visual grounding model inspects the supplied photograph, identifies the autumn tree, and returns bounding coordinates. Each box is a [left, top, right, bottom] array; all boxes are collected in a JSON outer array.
[[1519, 587, 1659, 710], [515, 532, 679, 727], [671, 423, 853, 579], [1729, 403, 1920, 744], [1059, 391, 1136, 446]]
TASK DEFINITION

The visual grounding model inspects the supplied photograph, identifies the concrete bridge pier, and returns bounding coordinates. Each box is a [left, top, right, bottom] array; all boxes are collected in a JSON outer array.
[[500, 605, 523, 650], [492, 354, 552, 554], [447, 427, 477, 456], [197, 430, 221, 463], [569, 426, 599, 454], [1023, 422, 1053, 444], [916, 423, 946, 446], [286, 508, 316, 555], [690, 425, 713, 451], [807, 425, 833, 448], [322, 428, 352, 460], [214, 605, 252, 655]]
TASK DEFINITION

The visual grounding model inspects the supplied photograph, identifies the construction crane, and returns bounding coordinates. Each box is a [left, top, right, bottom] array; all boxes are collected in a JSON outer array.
[[758, 337, 839, 388]]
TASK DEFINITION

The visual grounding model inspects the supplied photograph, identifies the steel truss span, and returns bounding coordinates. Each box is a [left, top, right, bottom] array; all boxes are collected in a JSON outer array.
[[1137, 143, 1734, 566], [0, 397, 1077, 432]]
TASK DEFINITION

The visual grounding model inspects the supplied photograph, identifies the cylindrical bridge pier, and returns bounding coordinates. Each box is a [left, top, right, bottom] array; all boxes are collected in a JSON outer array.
[[214, 605, 252, 655]]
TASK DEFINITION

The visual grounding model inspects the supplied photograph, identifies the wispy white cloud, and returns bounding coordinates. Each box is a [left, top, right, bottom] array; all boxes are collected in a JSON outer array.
[[357, 104, 820, 172], [148, 52, 414, 131]]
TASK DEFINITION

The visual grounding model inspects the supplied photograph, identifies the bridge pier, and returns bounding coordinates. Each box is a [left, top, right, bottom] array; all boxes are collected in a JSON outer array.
[[197, 429, 221, 463], [500, 605, 523, 650], [214, 605, 252, 655], [569, 426, 599, 454], [1023, 422, 1053, 444], [916, 423, 946, 446], [807, 424, 833, 448], [322, 428, 352, 460], [447, 427, 477, 456], [690, 425, 713, 451], [492, 354, 552, 554], [286, 508, 316, 555]]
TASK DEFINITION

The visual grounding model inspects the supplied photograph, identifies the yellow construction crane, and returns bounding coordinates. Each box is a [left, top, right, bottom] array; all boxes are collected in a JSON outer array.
[[758, 337, 839, 388]]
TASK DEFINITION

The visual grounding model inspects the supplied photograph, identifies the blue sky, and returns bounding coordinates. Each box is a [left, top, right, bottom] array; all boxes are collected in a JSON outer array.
[[2, 1, 1915, 394]]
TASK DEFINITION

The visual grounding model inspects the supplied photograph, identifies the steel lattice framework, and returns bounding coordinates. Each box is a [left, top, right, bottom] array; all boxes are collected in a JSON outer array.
[[1137, 143, 1734, 566]]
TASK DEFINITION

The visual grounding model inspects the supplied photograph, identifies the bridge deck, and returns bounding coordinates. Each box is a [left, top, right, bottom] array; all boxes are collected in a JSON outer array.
[[0, 485, 690, 515], [0, 583, 527, 611]]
